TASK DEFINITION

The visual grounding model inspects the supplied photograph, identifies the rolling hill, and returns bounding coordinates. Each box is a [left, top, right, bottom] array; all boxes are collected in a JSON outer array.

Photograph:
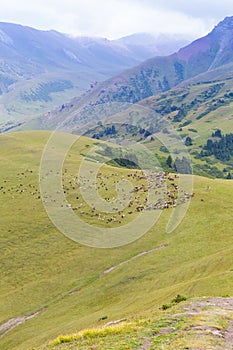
[[0, 130, 233, 349]]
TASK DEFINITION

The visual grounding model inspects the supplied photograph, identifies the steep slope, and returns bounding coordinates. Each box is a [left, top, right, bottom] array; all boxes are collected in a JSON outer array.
[[124, 15, 233, 89], [78, 76, 233, 179], [39, 15, 233, 131], [0, 23, 188, 123], [140, 79, 233, 177], [23, 17, 233, 182], [0, 23, 133, 122]]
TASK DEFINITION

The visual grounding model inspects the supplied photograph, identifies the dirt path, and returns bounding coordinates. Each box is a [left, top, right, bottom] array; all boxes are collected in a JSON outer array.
[[100, 243, 168, 276], [0, 308, 45, 339]]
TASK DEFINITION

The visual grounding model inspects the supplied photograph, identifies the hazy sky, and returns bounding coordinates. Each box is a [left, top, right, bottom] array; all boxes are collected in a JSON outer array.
[[1, 0, 233, 39]]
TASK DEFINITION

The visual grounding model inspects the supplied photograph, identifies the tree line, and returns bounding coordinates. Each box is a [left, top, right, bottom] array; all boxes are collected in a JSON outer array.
[[200, 130, 233, 161]]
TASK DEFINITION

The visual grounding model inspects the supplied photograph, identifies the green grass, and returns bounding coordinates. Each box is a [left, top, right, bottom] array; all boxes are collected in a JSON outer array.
[[76, 77, 233, 179], [45, 296, 233, 350], [0, 67, 108, 123], [0, 131, 233, 349], [138, 79, 233, 178]]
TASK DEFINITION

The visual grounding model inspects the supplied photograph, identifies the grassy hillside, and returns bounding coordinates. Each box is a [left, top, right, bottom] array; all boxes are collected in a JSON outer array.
[[79, 76, 233, 179], [23, 55, 233, 182], [0, 131, 233, 350], [45, 296, 233, 349], [140, 78, 233, 178], [0, 22, 189, 126]]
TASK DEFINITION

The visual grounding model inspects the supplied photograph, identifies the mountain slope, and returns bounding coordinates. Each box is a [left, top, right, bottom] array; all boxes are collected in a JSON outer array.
[[117, 32, 190, 60], [0, 23, 188, 123], [112, 16, 233, 99], [46, 297, 233, 350], [40, 15, 233, 128], [5, 17, 233, 131], [24, 16, 233, 181], [0, 23, 134, 122], [78, 75, 233, 179]]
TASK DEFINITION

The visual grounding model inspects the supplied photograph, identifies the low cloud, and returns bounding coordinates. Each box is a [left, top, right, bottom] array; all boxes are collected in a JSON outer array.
[[0, 0, 232, 39]]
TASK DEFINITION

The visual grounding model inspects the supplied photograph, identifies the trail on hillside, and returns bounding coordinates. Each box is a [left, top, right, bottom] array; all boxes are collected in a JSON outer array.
[[100, 243, 168, 276], [0, 309, 45, 339], [0, 244, 168, 340]]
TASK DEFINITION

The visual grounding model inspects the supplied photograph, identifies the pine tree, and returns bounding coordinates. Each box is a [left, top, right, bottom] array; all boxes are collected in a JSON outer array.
[[166, 155, 173, 168], [185, 136, 193, 146]]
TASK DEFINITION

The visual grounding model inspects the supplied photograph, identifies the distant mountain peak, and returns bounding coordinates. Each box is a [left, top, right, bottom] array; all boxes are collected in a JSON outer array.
[[213, 16, 233, 32]]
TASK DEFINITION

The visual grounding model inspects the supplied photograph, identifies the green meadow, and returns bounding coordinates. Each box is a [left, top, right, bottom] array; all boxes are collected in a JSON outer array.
[[0, 131, 233, 349]]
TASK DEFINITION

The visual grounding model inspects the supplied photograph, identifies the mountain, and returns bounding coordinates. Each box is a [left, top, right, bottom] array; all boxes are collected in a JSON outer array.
[[113, 16, 233, 98], [34, 17, 233, 127], [0, 23, 189, 124], [116, 32, 190, 60], [24, 16, 233, 180], [40, 15, 233, 118], [74, 33, 190, 63]]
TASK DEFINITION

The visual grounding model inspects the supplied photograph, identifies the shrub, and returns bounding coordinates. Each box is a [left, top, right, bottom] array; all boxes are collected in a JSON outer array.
[[172, 294, 187, 304], [162, 304, 171, 310]]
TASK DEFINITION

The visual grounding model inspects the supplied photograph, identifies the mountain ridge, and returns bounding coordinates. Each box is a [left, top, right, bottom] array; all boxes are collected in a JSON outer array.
[[40, 15, 233, 126], [0, 22, 189, 123]]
